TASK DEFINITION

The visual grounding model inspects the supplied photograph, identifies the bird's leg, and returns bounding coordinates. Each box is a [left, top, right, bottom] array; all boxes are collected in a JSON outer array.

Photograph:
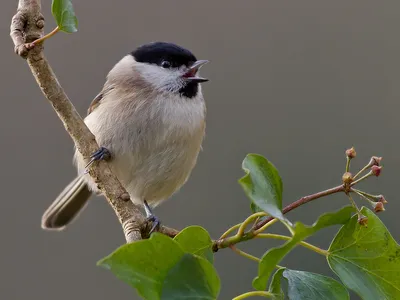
[[84, 147, 112, 172], [144, 200, 161, 234]]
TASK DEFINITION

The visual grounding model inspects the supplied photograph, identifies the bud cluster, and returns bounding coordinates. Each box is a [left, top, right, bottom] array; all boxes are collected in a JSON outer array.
[[343, 147, 386, 222]]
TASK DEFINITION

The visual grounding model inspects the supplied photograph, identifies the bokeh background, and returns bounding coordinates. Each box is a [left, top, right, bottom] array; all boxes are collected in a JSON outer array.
[[1, 1, 399, 299]]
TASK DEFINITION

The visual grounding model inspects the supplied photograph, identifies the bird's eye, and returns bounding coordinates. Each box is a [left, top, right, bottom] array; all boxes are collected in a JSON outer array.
[[160, 60, 171, 68]]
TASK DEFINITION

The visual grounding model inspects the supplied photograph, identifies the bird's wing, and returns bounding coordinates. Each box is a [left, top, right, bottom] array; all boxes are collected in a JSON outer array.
[[87, 85, 114, 115]]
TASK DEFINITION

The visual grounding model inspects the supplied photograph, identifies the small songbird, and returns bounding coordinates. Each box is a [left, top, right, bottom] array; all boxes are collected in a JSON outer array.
[[41, 42, 209, 231]]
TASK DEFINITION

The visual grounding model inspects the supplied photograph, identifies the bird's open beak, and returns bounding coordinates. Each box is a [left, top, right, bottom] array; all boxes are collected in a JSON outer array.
[[183, 60, 209, 83]]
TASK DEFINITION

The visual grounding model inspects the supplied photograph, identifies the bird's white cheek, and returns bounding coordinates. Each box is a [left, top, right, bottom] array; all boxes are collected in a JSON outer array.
[[137, 65, 183, 92]]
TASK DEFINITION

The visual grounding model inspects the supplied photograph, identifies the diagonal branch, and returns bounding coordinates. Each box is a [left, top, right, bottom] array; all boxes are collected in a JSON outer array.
[[9, 0, 178, 242]]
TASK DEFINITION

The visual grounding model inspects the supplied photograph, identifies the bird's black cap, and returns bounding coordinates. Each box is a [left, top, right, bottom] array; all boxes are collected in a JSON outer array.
[[131, 42, 197, 68]]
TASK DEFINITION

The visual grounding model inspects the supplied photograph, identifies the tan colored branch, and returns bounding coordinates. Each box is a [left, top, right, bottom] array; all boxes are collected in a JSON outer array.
[[9, 0, 178, 242]]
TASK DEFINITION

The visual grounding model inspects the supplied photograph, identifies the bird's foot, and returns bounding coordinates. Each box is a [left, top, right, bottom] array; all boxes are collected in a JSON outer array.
[[84, 147, 111, 173], [144, 200, 161, 234]]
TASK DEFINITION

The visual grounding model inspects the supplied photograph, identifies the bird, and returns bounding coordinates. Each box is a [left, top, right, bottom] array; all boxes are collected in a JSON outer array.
[[41, 42, 209, 232]]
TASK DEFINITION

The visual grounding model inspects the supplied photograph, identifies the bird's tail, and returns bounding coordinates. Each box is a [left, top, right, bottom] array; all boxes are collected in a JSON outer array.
[[41, 175, 92, 230]]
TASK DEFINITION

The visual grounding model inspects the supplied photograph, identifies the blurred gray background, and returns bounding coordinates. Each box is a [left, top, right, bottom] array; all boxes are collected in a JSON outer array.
[[1, 1, 399, 299]]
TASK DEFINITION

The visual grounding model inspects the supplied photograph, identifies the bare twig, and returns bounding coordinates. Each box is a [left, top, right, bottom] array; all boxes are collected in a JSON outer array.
[[9, 0, 177, 242], [252, 185, 345, 232]]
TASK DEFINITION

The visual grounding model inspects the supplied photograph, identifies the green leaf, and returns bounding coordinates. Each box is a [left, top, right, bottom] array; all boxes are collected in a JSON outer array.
[[283, 269, 349, 300], [98, 233, 184, 300], [239, 154, 286, 223], [250, 201, 262, 213], [268, 267, 286, 299], [327, 207, 400, 300], [253, 206, 355, 290], [98, 231, 221, 300], [174, 226, 214, 264], [51, 0, 78, 33], [161, 253, 220, 300]]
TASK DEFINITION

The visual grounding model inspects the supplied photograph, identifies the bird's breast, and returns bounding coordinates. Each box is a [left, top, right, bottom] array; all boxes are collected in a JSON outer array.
[[78, 91, 206, 204]]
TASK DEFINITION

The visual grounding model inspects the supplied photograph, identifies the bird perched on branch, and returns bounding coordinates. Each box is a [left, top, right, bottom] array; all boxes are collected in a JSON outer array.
[[42, 42, 209, 232]]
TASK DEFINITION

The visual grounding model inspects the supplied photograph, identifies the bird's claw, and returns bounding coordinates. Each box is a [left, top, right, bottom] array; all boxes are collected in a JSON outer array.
[[146, 214, 161, 234], [144, 200, 161, 234], [84, 147, 111, 172]]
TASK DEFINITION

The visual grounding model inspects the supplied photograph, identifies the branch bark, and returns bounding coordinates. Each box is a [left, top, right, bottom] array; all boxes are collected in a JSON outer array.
[[252, 184, 345, 232], [10, 0, 178, 242]]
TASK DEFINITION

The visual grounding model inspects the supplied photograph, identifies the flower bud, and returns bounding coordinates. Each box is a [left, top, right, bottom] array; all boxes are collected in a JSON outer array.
[[371, 165, 382, 177], [374, 202, 385, 213], [358, 215, 368, 226], [377, 195, 388, 204], [346, 147, 357, 159], [342, 172, 353, 184], [370, 156, 382, 166]]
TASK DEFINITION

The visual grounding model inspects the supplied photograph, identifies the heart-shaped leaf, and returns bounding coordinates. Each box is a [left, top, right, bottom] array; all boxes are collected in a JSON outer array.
[[328, 207, 400, 299], [98, 233, 184, 300], [268, 267, 286, 299], [98, 230, 220, 300], [239, 154, 286, 223], [253, 206, 355, 290], [161, 253, 220, 300], [283, 269, 349, 300], [174, 226, 214, 263], [51, 0, 78, 33]]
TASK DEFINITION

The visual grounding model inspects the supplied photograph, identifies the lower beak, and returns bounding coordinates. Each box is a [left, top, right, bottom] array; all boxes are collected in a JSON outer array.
[[184, 60, 209, 83]]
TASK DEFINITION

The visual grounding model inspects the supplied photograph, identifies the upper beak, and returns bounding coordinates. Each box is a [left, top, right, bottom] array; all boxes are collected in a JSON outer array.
[[184, 60, 209, 83]]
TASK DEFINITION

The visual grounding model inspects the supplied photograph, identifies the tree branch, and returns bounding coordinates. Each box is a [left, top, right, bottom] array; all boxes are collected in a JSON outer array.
[[10, 0, 178, 242], [252, 184, 345, 232]]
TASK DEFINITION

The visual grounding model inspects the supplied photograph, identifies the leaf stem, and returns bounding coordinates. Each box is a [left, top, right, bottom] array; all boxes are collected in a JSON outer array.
[[219, 223, 241, 239], [256, 233, 328, 256], [253, 218, 278, 235], [229, 245, 260, 262], [237, 212, 267, 237], [30, 26, 59, 46], [233, 291, 274, 299], [282, 220, 295, 236], [214, 185, 345, 251]]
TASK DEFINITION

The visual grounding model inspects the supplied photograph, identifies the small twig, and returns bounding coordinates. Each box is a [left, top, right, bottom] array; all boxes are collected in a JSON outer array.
[[353, 166, 369, 180], [253, 185, 345, 232], [345, 157, 351, 172], [351, 189, 378, 200], [353, 156, 381, 179], [351, 189, 376, 205], [350, 171, 373, 186]]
